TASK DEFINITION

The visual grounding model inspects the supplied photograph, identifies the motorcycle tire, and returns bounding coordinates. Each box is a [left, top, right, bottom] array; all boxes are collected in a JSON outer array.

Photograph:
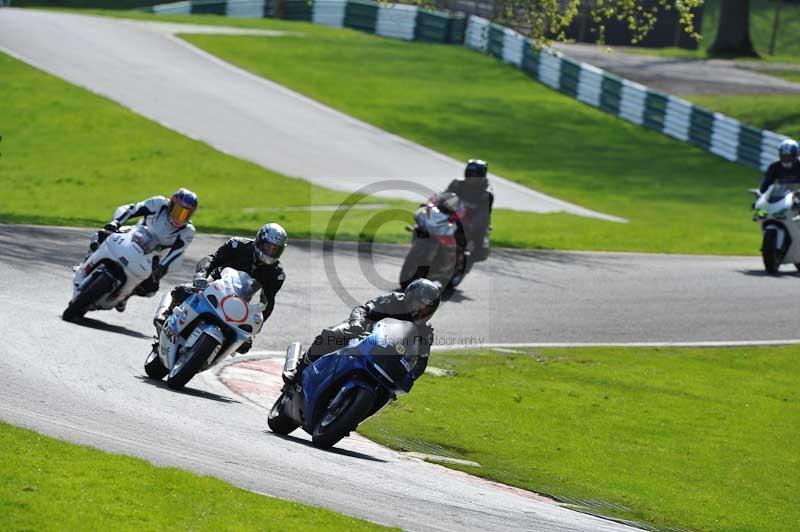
[[311, 387, 375, 449], [400, 242, 430, 290], [761, 229, 781, 275], [144, 348, 168, 380], [166, 334, 220, 390], [62, 272, 114, 322], [267, 393, 300, 435]]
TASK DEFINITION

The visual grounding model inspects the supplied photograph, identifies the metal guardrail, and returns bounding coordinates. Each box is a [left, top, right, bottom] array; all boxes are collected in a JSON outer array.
[[143, 1, 788, 170]]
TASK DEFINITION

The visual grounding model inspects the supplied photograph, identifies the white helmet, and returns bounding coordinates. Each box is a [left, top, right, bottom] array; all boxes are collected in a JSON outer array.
[[254, 223, 287, 265]]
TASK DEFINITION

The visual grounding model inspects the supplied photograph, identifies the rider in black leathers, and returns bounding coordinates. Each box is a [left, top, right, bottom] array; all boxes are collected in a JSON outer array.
[[759, 139, 800, 193], [444, 159, 493, 262], [155, 223, 287, 354], [286, 279, 441, 382]]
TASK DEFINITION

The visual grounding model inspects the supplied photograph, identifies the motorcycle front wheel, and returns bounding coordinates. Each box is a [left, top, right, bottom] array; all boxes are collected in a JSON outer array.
[[268, 393, 300, 435], [144, 348, 168, 380], [62, 272, 114, 322], [761, 229, 781, 275], [400, 240, 431, 290], [166, 334, 220, 390], [311, 387, 375, 449]]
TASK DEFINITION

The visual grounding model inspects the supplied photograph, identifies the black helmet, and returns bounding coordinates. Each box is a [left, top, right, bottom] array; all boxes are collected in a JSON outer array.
[[464, 159, 489, 189], [404, 278, 441, 322], [779, 139, 799, 168]]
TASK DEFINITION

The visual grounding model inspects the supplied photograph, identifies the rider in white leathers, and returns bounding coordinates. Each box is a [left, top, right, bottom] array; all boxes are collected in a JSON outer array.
[[75, 188, 198, 311]]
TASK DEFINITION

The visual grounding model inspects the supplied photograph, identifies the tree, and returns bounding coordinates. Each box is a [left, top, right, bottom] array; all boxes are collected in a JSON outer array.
[[434, 0, 705, 46], [708, 0, 757, 57]]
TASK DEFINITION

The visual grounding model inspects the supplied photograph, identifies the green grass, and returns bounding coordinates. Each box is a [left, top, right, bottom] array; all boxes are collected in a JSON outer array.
[[360, 346, 800, 531], [757, 69, 800, 84], [177, 20, 768, 255], [0, 422, 388, 531], [8, 10, 772, 254], [0, 50, 418, 244], [687, 93, 800, 141]]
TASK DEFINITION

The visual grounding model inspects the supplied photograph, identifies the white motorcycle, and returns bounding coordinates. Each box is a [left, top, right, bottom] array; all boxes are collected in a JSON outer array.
[[144, 267, 263, 390], [400, 192, 470, 290], [63, 225, 161, 321], [751, 184, 800, 274]]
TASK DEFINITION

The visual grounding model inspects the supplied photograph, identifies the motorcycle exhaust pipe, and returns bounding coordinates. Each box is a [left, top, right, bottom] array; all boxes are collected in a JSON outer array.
[[282, 342, 303, 383], [153, 292, 173, 329]]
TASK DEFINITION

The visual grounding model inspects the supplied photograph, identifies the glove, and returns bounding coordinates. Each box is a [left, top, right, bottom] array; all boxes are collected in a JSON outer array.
[[154, 263, 168, 280], [103, 220, 120, 233], [192, 275, 208, 290]]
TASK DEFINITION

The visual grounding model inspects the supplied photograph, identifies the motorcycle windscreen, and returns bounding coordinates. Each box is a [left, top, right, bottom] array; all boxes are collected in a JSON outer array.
[[367, 320, 422, 385], [218, 267, 260, 300], [768, 184, 792, 203]]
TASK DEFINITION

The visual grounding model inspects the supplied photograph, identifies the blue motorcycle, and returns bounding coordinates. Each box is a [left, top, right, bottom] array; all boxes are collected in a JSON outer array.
[[268, 319, 422, 449]]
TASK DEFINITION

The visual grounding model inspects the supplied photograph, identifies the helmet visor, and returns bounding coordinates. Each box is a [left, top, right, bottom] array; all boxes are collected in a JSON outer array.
[[780, 152, 796, 166], [257, 241, 284, 263], [412, 301, 438, 322], [169, 203, 194, 227]]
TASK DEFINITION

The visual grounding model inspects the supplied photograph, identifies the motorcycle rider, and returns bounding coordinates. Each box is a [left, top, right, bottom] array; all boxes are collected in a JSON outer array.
[[80, 188, 198, 312], [154, 223, 288, 354], [284, 278, 441, 383], [422, 191, 468, 289], [442, 159, 494, 262], [759, 139, 800, 193]]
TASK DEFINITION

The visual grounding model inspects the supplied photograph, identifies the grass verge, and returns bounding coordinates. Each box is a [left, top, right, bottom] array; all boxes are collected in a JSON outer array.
[[0, 49, 417, 244], [687, 93, 800, 141], [9, 10, 771, 253], [0, 422, 387, 531], [178, 20, 767, 255], [88, 10, 766, 255], [360, 346, 800, 532]]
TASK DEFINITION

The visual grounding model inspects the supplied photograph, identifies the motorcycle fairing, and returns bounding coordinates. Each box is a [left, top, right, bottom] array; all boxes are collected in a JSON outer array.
[[287, 320, 420, 431]]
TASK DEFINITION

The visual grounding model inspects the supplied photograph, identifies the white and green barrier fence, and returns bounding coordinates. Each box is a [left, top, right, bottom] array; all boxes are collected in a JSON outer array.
[[464, 15, 787, 171], [145, 1, 787, 170], [148, 0, 465, 42]]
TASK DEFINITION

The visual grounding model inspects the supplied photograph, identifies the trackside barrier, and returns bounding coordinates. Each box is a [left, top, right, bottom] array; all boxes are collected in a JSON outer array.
[[460, 14, 788, 170], [376, 4, 416, 40], [225, 0, 266, 17], [143, 3, 789, 170], [313, 0, 346, 27]]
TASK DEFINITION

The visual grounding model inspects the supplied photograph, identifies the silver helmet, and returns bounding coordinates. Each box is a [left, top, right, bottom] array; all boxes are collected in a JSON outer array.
[[254, 223, 288, 265]]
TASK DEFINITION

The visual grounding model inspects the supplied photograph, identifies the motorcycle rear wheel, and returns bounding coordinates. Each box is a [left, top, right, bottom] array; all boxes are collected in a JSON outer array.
[[311, 387, 375, 449], [761, 229, 781, 275], [166, 334, 220, 390], [62, 273, 113, 322], [267, 393, 300, 435]]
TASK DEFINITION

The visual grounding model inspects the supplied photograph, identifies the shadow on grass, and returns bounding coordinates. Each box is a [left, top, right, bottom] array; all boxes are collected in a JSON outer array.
[[135, 375, 241, 404], [265, 431, 388, 463]]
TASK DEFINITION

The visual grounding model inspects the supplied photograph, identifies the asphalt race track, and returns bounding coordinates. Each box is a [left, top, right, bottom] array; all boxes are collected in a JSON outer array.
[[1, 8, 797, 531], [0, 224, 795, 531], [0, 8, 622, 222], [0, 225, 642, 532]]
